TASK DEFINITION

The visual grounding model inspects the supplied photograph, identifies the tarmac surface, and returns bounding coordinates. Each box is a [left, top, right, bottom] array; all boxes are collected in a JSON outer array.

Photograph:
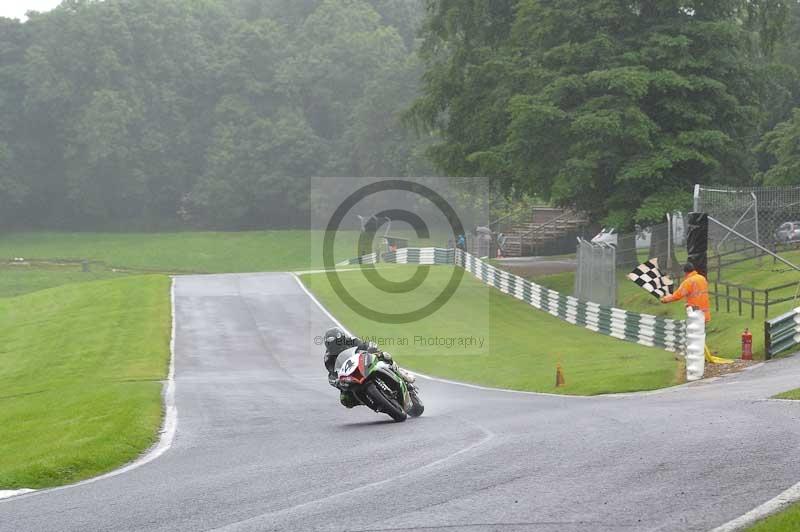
[[2, 272, 799, 532]]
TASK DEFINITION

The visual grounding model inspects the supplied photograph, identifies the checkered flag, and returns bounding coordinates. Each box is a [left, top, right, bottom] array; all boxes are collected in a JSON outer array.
[[627, 259, 674, 299]]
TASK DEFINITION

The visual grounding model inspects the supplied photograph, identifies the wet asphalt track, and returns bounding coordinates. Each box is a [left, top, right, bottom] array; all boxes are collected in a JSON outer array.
[[2, 272, 799, 532]]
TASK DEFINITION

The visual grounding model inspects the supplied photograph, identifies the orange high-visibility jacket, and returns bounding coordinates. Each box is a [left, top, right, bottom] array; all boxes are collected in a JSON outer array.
[[662, 271, 711, 322]]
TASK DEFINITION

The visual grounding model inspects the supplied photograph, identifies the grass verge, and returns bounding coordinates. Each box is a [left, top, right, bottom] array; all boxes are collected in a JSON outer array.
[[0, 230, 445, 274], [0, 231, 328, 273], [774, 389, 800, 400], [0, 276, 171, 489], [746, 504, 800, 531], [0, 263, 129, 298], [301, 265, 682, 395]]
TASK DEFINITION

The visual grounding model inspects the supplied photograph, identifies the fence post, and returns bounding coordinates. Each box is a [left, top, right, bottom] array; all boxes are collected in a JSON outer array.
[[751, 289, 756, 319], [715, 281, 719, 311], [738, 287, 742, 316], [574, 239, 582, 299], [765, 290, 770, 320], [753, 191, 760, 264], [726, 284, 730, 313]]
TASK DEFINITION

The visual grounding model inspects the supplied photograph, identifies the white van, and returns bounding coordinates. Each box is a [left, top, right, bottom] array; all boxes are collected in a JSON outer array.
[[591, 227, 651, 249]]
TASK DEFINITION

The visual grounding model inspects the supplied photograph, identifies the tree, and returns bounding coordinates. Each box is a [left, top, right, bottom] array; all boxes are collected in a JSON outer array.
[[66, 89, 143, 221], [412, 0, 764, 229], [348, 54, 435, 177], [0, 17, 30, 228], [280, 0, 409, 177], [757, 108, 800, 185], [0, 0, 429, 229]]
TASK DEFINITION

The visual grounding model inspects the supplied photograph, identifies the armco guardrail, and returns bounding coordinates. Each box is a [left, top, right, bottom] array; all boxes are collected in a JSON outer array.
[[765, 308, 800, 359], [336, 247, 686, 353]]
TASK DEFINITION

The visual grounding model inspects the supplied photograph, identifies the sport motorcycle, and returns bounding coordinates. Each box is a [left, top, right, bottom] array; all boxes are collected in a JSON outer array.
[[334, 347, 424, 422]]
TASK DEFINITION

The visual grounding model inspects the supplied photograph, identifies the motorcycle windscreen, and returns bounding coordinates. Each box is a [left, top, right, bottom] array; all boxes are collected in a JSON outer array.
[[333, 347, 359, 373]]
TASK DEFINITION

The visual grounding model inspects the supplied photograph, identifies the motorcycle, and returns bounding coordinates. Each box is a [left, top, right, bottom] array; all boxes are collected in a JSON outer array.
[[334, 347, 424, 422]]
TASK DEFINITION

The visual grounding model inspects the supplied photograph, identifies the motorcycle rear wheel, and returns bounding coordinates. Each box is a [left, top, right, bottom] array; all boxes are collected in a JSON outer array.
[[365, 381, 407, 422]]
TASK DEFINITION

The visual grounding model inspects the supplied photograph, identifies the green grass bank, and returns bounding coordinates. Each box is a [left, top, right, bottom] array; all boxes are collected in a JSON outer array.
[[0, 230, 444, 274], [0, 276, 171, 489], [746, 504, 800, 531], [0, 262, 129, 298]]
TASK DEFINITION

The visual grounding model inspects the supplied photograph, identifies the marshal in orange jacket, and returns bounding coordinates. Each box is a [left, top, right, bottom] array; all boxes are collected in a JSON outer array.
[[661, 270, 711, 322]]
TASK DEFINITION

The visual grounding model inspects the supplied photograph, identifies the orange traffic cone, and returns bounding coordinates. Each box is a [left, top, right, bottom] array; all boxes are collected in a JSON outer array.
[[556, 363, 566, 387]]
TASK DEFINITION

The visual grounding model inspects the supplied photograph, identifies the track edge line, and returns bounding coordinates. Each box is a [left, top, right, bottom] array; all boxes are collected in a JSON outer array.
[[710, 482, 800, 532]]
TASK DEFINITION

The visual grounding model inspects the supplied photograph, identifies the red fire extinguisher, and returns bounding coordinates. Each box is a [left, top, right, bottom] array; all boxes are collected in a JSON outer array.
[[742, 328, 753, 361]]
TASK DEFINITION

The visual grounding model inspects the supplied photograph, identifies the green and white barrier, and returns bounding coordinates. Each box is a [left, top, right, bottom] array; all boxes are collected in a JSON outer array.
[[455, 250, 685, 352], [765, 308, 800, 359], [337, 252, 378, 266], [337, 247, 687, 353], [382, 247, 454, 265]]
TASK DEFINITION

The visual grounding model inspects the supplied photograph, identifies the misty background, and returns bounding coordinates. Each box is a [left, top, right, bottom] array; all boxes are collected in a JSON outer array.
[[7, 1, 800, 236], [0, 0, 432, 231]]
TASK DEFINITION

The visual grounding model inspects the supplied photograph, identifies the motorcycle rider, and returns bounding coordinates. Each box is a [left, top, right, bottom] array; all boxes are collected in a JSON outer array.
[[323, 327, 414, 409]]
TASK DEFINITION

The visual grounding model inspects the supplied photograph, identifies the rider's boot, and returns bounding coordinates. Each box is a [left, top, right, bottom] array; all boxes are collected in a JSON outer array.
[[340, 391, 359, 409]]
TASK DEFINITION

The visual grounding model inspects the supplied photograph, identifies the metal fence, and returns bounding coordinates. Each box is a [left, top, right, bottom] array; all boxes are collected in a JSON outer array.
[[573, 216, 686, 306], [691, 185, 800, 319], [574, 239, 616, 307], [609, 218, 685, 275], [710, 278, 800, 320], [695, 184, 800, 255]]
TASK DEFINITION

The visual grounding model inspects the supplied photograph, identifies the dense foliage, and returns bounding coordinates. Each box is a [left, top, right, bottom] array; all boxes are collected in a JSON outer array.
[[0, 0, 430, 230], [758, 109, 800, 184], [7, 0, 800, 232], [411, 0, 800, 229]]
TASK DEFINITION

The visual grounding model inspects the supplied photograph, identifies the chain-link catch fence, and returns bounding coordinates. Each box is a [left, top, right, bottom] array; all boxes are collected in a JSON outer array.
[[574, 215, 687, 305], [574, 239, 617, 306]]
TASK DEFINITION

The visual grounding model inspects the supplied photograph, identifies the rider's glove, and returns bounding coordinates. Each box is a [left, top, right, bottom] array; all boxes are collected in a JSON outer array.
[[328, 373, 338, 388]]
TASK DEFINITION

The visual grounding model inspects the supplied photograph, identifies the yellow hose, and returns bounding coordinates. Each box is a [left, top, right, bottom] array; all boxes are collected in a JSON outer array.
[[705, 344, 735, 364]]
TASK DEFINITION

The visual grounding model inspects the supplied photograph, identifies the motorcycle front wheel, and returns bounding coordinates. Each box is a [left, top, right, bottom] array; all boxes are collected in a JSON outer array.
[[365, 380, 407, 422]]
